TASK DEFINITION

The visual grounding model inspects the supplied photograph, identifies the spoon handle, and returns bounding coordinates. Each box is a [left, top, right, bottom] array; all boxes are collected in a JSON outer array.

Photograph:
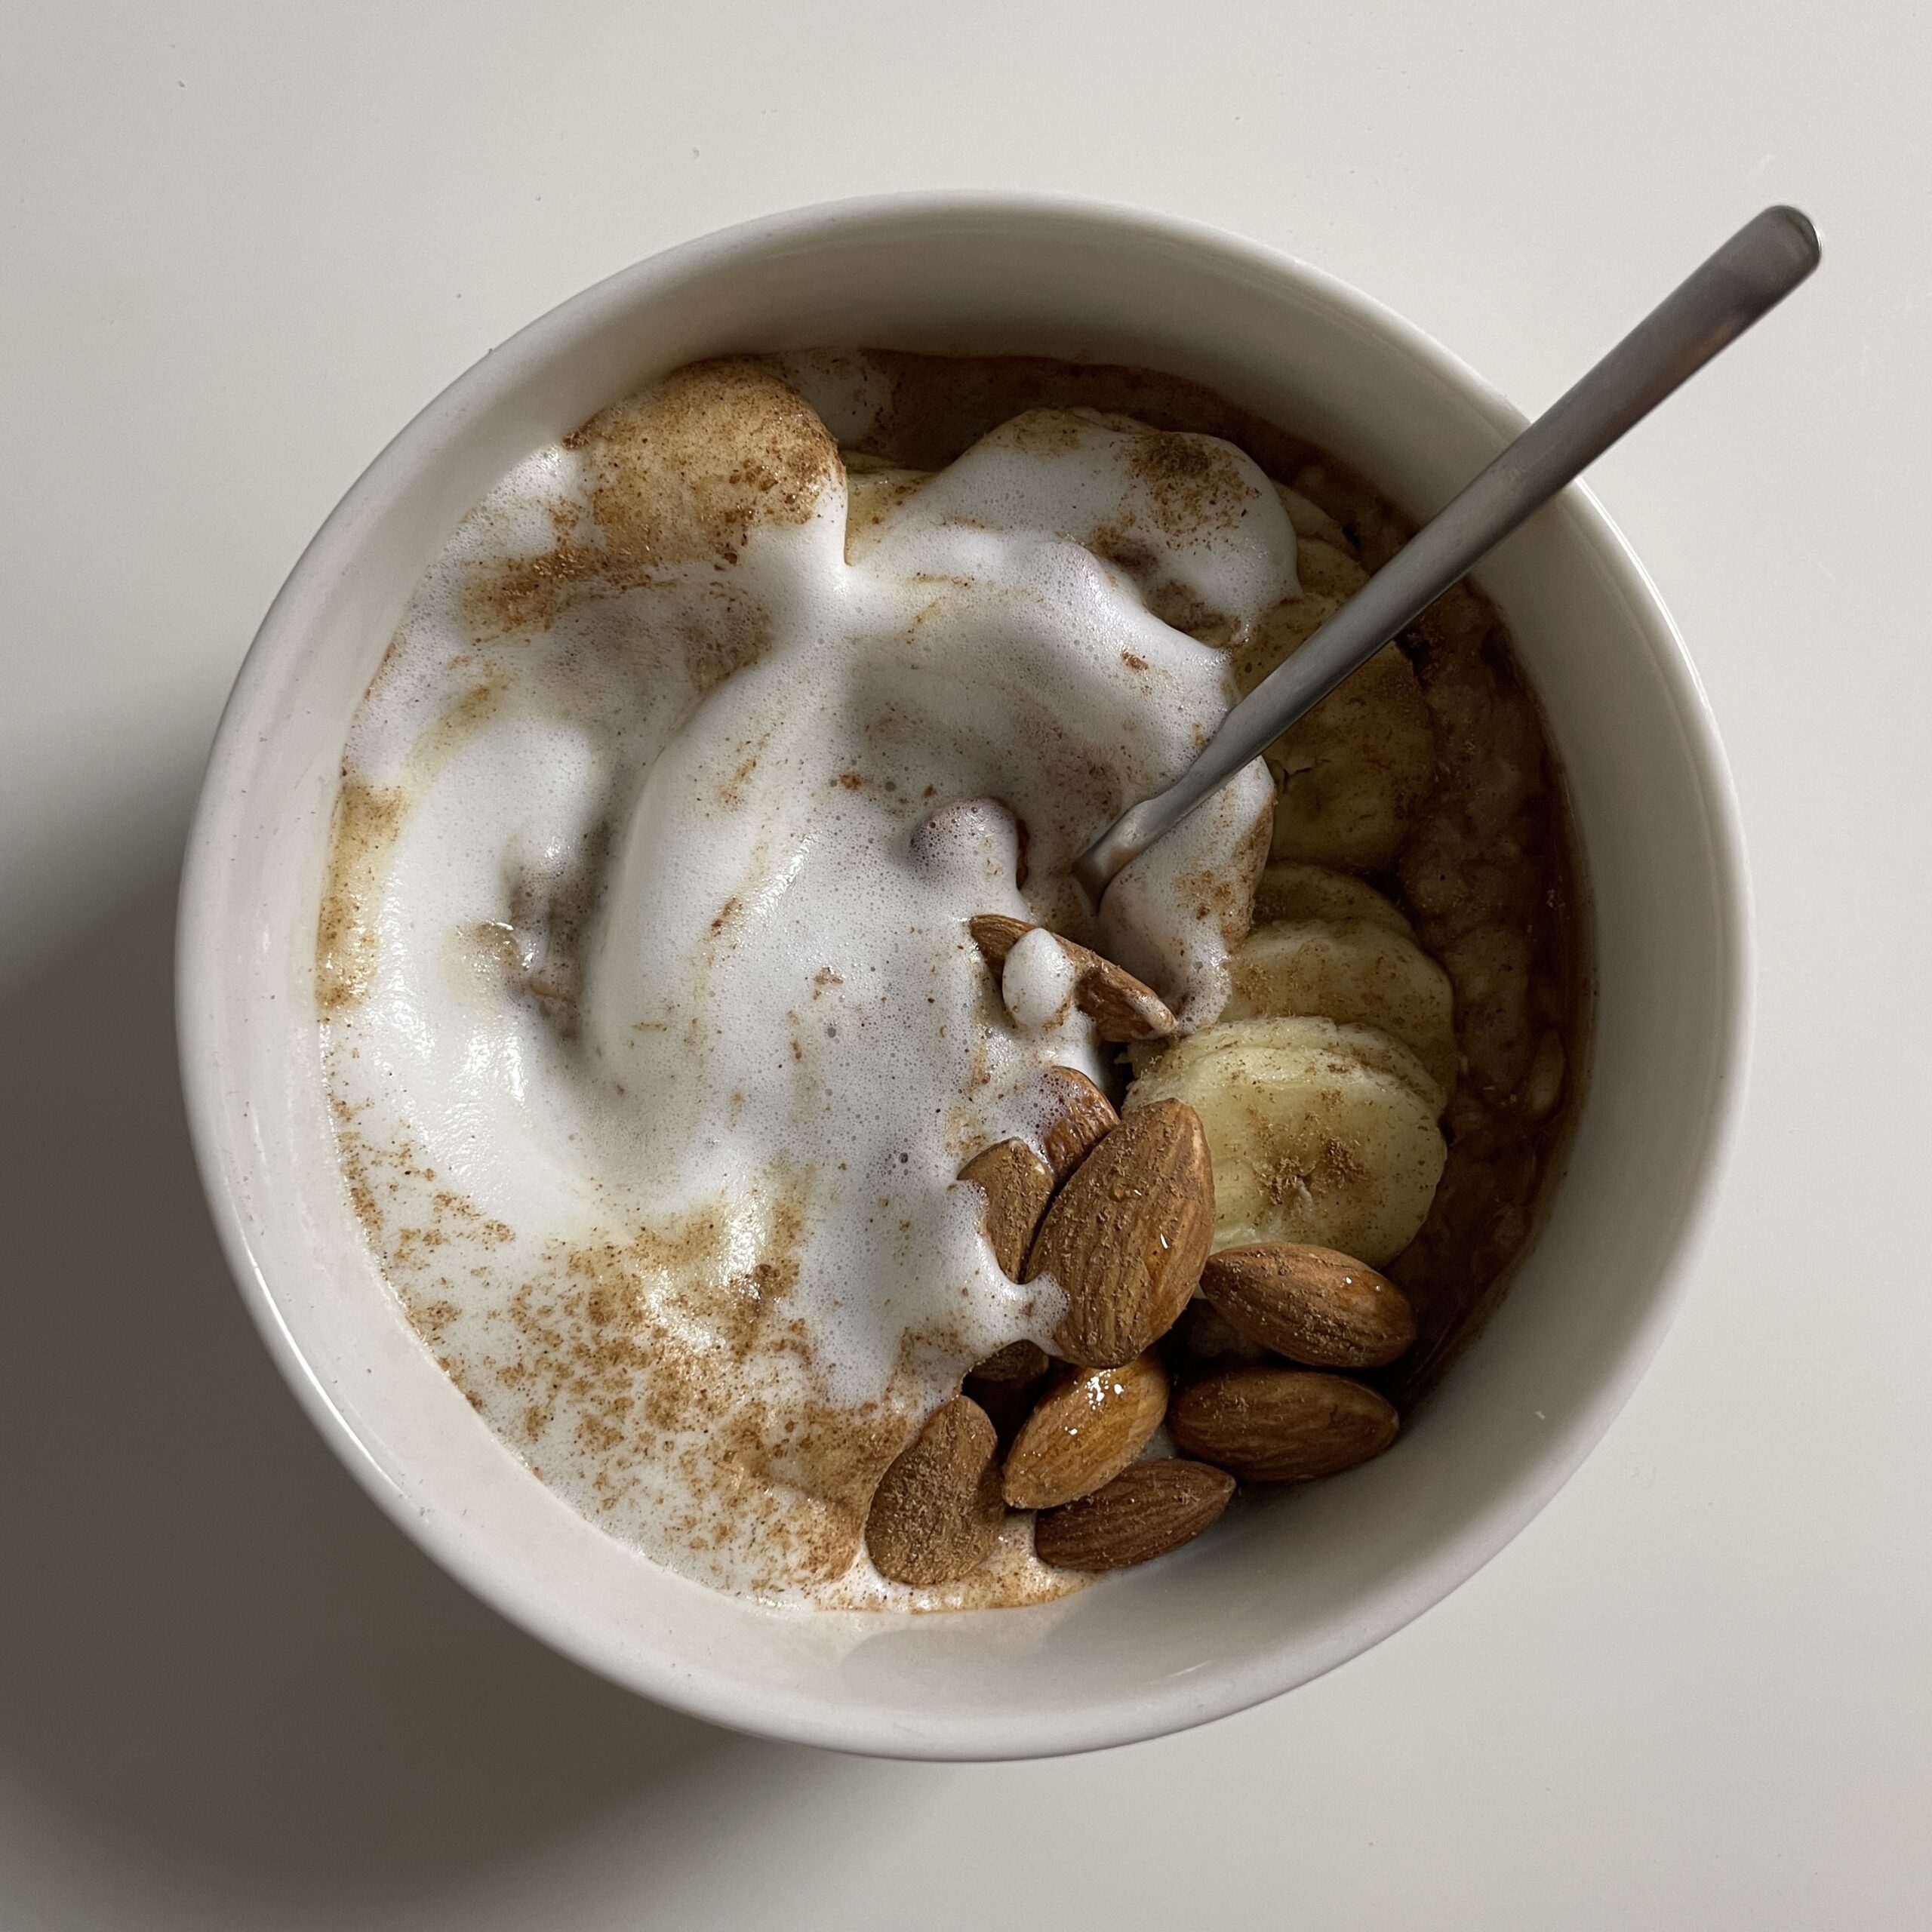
[[1074, 205, 1820, 904]]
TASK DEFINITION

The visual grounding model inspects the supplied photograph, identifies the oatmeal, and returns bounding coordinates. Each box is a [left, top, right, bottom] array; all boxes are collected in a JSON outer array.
[[318, 349, 1583, 1605]]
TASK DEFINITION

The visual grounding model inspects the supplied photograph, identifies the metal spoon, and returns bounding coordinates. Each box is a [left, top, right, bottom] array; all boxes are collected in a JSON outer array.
[[1072, 204, 1820, 906]]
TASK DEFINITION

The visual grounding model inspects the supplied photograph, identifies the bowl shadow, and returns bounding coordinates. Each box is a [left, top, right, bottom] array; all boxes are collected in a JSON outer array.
[[0, 875, 750, 1906]]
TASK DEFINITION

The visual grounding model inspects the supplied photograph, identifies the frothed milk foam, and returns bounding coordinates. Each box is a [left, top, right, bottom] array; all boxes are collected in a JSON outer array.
[[321, 355, 1294, 1603]]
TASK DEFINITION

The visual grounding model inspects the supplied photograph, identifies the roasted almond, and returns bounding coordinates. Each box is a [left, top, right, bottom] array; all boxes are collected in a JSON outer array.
[[864, 1397, 1005, 1586], [1028, 1098, 1215, 1369], [1002, 1352, 1169, 1509], [957, 1140, 1055, 1279], [1201, 1242, 1417, 1368], [1168, 1366, 1398, 1483], [1035, 1065, 1118, 1181], [967, 912, 1033, 973], [1032, 1459, 1235, 1572], [969, 915, 1176, 1043], [1074, 949, 1176, 1042]]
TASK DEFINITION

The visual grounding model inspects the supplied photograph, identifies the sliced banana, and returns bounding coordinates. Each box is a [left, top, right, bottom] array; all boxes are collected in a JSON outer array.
[[1271, 482, 1354, 552], [1126, 1016, 1447, 1263], [1266, 645, 1435, 873], [1252, 861, 1414, 938], [1291, 534, 1369, 601], [1230, 587, 1340, 694], [1230, 536, 1435, 876], [1124, 525, 1450, 1262], [1223, 918, 1457, 1098], [1228, 537, 1365, 681]]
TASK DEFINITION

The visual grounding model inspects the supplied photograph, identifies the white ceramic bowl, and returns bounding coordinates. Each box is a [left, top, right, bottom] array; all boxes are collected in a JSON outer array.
[[177, 195, 1749, 1760]]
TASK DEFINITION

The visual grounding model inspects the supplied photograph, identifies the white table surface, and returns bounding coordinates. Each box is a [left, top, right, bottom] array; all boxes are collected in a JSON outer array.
[[4, 4, 1926, 1925]]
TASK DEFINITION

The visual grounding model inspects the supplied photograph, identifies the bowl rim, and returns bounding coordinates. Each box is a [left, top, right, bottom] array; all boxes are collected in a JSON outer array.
[[175, 189, 1754, 1759]]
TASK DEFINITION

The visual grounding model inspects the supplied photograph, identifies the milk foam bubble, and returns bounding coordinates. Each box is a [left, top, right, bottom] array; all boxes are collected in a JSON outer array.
[[1001, 928, 1079, 1030]]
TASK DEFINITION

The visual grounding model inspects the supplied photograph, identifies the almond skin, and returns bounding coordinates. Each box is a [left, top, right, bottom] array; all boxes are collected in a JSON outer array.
[[1168, 1367, 1398, 1483], [1035, 1065, 1118, 1181], [1027, 1099, 1215, 1369], [1002, 1352, 1169, 1509], [1032, 1459, 1235, 1572], [1201, 1243, 1417, 1369], [1074, 951, 1177, 1042], [967, 912, 1033, 972], [970, 915, 1176, 1042], [864, 1398, 1006, 1586], [957, 1140, 1056, 1279]]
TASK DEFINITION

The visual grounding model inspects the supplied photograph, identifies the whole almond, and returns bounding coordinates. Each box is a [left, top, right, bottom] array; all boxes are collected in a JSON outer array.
[[1201, 1243, 1417, 1368], [1032, 1459, 1235, 1572], [1002, 1352, 1169, 1509], [864, 1397, 1005, 1586], [1168, 1367, 1398, 1483], [1073, 952, 1176, 1043], [969, 915, 1176, 1043], [967, 912, 1033, 973], [1027, 1099, 1214, 1369], [1035, 1065, 1118, 1181], [957, 1140, 1055, 1279]]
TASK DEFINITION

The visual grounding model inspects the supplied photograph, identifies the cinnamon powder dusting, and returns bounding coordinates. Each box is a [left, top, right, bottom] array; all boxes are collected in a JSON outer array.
[[315, 781, 404, 1014]]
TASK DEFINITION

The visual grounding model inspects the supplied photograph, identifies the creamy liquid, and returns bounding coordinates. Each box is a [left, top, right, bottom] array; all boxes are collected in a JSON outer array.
[[320, 355, 1290, 1603]]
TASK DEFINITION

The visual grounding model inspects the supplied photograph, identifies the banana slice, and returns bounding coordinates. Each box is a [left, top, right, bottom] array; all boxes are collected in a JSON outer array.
[[1230, 538, 1435, 876], [1223, 918, 1458, 1097], [1126, 1016, 1447, 1263], [1271, 482, 1353, 552], [1230, 589, 1340, 694], [1291, 534, 1369, 601], [1229, 539, 1363, 693], [1266, 645, 1435, 873], [1252, 861, 1415, 937], [1228, 537, 1365, 681]]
